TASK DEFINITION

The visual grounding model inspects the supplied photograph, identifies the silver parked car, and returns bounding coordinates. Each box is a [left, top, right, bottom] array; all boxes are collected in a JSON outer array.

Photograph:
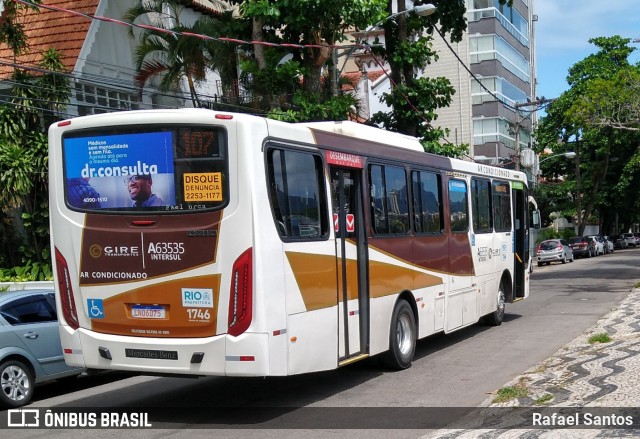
[[622, 233, 637, 248], [536, 239, 574, 266], [0, 289, 84, 408]]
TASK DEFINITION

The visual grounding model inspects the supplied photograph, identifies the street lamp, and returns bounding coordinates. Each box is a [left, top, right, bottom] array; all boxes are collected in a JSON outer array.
[[363, 4, 437, 39], [535, 151, 576, 188], [383, 4, 437, 22], [538, 151, 576, 165]]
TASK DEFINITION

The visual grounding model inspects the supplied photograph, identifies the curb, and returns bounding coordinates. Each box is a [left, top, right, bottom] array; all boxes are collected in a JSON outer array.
[[481, 287, 640, 408]]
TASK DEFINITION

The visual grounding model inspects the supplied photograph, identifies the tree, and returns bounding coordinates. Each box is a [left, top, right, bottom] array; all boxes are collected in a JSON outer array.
[[230, 0, 388, 116], [536, 36, 640, 236], [0, 0, 41, 56], [0, 49, 70, 278], [367, 0, 495, 157], [569, 67, 640, 133], [124, 0, 240, 107], [0, 0, 71, 278], [238, 0, 388, 94]]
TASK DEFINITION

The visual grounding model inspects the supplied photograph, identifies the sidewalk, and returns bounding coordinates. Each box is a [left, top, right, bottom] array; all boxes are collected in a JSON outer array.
[[424, 287, 640, 438]]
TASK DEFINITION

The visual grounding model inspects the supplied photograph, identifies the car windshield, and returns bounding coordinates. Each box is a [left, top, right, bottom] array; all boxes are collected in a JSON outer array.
[[569, 237, 584, 244], [540, 241, 559, 250]]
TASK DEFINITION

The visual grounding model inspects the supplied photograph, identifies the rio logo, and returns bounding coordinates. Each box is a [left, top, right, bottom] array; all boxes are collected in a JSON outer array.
[[181, 288, 214, 308]]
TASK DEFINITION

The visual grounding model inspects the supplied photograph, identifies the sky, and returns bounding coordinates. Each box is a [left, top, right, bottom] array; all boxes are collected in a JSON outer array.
[[535, 0, 640, 101]]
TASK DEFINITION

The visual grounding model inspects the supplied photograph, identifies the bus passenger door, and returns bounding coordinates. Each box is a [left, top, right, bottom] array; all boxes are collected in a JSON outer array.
[[330, 166, 369, 363], [512, 183, 528, 300]]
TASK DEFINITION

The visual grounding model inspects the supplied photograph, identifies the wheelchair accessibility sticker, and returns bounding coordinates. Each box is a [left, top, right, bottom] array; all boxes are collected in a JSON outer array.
[[87, 299, 105, 319]]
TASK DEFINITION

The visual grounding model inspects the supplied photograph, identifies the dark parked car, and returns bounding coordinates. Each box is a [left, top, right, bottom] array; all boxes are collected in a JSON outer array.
[[0, 289, 84, 408], [610, 234, 627, 249], [569, 236, 596, 258], [536, 239, 574, 266]]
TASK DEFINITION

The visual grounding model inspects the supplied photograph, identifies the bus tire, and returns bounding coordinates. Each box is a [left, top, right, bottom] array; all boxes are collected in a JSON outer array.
[[382, 300, 416, 370], [0, 360, 34, 408], [483, 282, 505, 327]]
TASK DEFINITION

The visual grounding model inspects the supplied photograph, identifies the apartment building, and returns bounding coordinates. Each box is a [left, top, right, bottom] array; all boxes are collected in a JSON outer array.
[[347, 0, 537, 177], [424, 0, 537, 170]]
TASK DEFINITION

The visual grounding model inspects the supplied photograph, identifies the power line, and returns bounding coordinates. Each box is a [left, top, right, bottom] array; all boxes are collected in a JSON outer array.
[[9, 0, 549, 136], [0, 57, 272, 115], [362, 46, 461, 147], [13, 0, 363, 52]]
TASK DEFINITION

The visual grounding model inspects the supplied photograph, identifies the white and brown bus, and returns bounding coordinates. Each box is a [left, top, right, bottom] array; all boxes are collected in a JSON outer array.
[[48, 109, 537, 376]]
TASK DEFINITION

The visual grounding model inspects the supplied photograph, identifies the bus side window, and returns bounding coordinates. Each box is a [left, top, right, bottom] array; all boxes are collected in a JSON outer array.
[[412, 170, 443, 234], [369, 164, 409, 235], [267, 148, 328, 241], [470, 178, 492, 233], [448, 179, 468, 233], [492, 181, 512, 232]]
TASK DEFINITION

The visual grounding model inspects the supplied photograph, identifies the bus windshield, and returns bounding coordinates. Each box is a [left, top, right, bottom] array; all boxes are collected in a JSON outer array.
[[62, 125, 228, 213]]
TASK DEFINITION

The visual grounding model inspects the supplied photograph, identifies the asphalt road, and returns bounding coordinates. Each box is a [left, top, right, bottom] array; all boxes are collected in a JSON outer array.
[[6, 248, 640, 438]]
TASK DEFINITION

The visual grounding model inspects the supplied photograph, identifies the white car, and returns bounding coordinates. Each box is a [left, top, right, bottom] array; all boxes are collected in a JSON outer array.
[[622, 233, 637, 248], [587, 235, 604, 256], [602, 236, 615, 254]]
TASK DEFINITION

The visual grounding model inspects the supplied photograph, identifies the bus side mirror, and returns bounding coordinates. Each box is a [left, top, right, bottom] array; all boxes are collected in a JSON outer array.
[[532, 209, 541, 230]]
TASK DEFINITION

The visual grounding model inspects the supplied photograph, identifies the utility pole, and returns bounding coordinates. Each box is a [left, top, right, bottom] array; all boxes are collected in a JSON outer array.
[[513, 97, 553, 171]]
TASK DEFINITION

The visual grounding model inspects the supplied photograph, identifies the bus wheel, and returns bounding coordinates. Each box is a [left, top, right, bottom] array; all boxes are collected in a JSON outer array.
[[382, 300, 416, 370], [483, 282, 505, 327]]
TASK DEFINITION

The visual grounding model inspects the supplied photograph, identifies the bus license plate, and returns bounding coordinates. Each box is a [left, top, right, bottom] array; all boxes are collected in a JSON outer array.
[[131, 305, 165, 319]]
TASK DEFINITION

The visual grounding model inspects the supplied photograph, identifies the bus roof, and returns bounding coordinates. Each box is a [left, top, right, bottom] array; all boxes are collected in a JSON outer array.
[[298, 121, 425, 153]]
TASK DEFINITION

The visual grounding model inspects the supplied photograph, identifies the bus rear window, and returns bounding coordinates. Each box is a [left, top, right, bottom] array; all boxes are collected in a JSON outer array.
[[61, 126, 227, 213]]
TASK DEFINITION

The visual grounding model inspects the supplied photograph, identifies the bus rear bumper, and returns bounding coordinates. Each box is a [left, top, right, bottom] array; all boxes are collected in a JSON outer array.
[[68, 329, 270, 376]]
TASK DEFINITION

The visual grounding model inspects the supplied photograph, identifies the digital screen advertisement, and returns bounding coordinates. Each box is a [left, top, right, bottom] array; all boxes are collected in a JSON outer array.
[[63, 132, 176, 210]]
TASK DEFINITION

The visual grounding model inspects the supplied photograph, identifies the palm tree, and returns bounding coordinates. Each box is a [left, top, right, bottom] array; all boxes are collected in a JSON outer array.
[[124, 0, 233, 107]]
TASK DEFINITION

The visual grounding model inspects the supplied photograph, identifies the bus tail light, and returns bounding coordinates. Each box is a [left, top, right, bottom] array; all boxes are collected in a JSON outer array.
[[228, 248, 253, 337], [55, 248, 80, 330]]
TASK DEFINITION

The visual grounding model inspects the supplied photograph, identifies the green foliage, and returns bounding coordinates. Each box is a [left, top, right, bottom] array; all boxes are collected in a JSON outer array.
[[366, 1, 470, 155], [534, 394, 554, 406], [369, 76, 468, 157], [588, 332, 611, 344], [239, 55, 302, 108], [535, 227, 575, 245], [0, 33, 68, 278], [125, 1, 250, 107], [536, 36, 640, 235], [268, 92, 357, 122], [568, 66, 640, 132], [235, 0, 388, 95], [0, 259, 52, 282], [0, 0, 41, 55], [493, 383, 528, 403]]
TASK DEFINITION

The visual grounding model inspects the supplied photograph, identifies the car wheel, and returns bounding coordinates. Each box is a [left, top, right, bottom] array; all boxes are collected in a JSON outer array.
[[381, 300, 416, 370], [537, 261, 543, 267], [562, 255, 567, 264], [0, 360, 34, 408]]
